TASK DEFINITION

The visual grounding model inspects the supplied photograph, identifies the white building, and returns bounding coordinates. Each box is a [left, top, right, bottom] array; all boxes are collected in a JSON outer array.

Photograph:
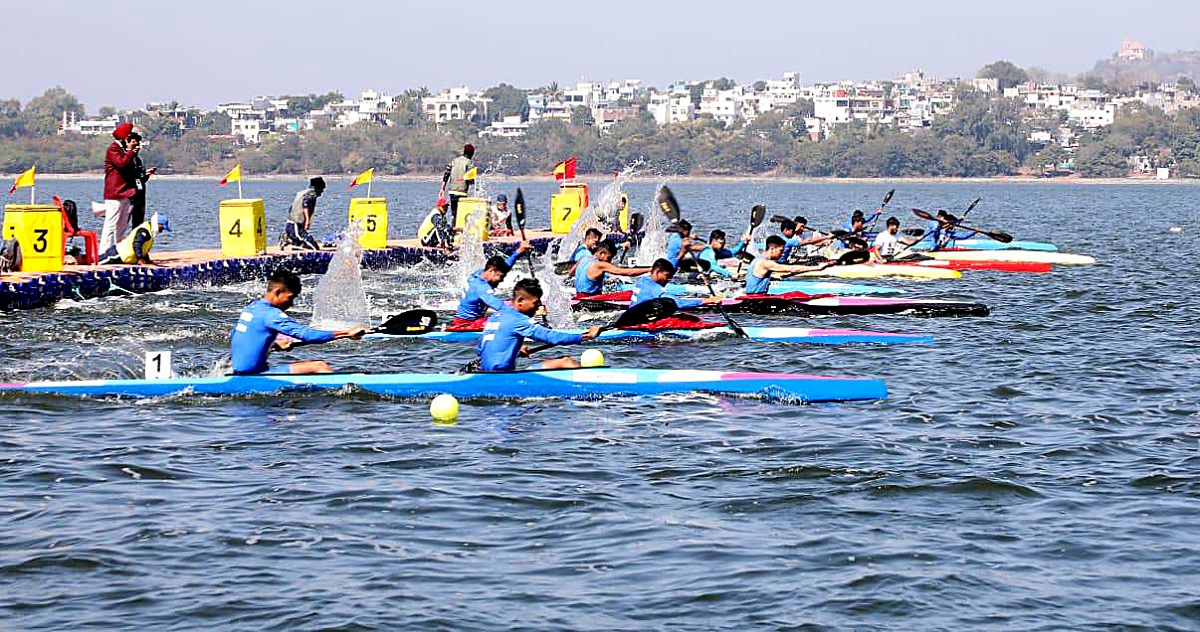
[[58, 112, 123, 135], [480, 115, 530, 138], [422, 85, 490, 124], [648, 92, 695, 125], [698, 85, 745, 126]]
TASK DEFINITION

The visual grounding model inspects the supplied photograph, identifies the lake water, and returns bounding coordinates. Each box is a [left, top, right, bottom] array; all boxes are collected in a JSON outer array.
[[2, 178, 1198, 629]]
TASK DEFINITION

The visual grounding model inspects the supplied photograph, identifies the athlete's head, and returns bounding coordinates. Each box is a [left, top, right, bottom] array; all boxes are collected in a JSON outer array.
[[482, 255, 513, 285], [266, 268, 303, 310], [511, 278, 543, 315]]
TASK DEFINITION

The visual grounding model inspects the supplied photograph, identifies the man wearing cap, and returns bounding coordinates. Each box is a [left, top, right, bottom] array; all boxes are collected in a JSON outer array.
[[489, 193, 513, 235], [281, 177, 325, 251], [417, 196, 454, 250], [100, 122, 140, 252], [99, 213, 170, 265], [440, 143, 476, 226]]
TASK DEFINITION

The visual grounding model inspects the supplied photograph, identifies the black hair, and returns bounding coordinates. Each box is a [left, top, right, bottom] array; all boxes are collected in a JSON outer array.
[[678, 220, 692, 233], [595, 239, 617, 256], [651, 258, 676, 275], [484, 255, 512, 274], [780, 220, 796, 232], [127, 132, 142, 142], [309, 176, 326, 191], [851, 209, 865, 220], [584, 227, 603, 240], [709, 229, 726, 242], [886, 216, 900, 228], [513, 278, 542, 298], [269, 268, 302, 295], [765, 235, 786, 249], [794, 216, 807, 225]]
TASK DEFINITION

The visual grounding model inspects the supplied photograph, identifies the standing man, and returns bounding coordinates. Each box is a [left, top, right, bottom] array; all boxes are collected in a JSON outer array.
[[126, 132, 157, 227], [100, 122, 140, 252], [441, 143, 476, 227], [282, 177, 325, 251]]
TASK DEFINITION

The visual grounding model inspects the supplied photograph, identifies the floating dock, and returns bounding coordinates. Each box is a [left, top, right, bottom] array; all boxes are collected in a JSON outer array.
[[0, 233, 558, 312]]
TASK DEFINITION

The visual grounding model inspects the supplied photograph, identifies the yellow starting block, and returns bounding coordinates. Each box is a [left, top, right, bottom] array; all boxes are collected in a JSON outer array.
[[453, 197, 489, 245], [551, 184, 589, 234], [218, 199, 266, 257], [3, 204, 63, 272], [348, 198, 388, 249]]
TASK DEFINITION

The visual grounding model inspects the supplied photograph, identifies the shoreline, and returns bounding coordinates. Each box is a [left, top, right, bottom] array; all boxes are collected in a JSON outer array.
[[21, 173, 1197, 185]]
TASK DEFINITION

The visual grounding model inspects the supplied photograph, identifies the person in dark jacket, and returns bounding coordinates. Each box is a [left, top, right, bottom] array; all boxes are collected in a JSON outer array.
[[280, 177, 325, 250], [126, 132, 157, 227], [440, 144, 476, 226], [100, 122, 140, 252]]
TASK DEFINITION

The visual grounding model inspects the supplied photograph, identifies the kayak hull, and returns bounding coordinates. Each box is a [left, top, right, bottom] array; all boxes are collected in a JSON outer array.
[[0, 369, 887, 403], [898, 259, 1052, 273], [371, 326, 934, 346], [618, 280, 904, 296], [794, 264, 961, 279], [926, 250, 1095, 265], [950, 239, 1058, 252], [574, 297, 989, 318]]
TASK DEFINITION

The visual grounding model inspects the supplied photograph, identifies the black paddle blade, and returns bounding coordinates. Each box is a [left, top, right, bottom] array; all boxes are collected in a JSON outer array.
[[901, 228, 926, 237], [514, 188, 527, 230], [612, 297, 676, 328], [838, 250, 870, 266], [989, 230, 1014, 243], [770, 214, 791, 224], [628, 212, 644, 233], [965, 197, 981, 213], [912, 208, 935, 222], [882, 189, 895, 206], [375, 309, 439, 335], [656, 186, 681, 222], [750, 205, 767, 229], [553, 260, 574, 275]]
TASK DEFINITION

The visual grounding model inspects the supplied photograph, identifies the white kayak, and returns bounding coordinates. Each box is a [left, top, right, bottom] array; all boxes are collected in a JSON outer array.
[[926, 250, 1096, 265]]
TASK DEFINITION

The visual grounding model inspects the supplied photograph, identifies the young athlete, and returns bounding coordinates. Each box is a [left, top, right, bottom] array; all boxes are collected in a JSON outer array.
[[574, 239, 651, 296], [696, 229, 748, 279], [476, 279, 602, 371], [746, 235, 834, 294], [871, 216, 906, 262], [449, 241, 532, 330], [630, 259, 723, 309]]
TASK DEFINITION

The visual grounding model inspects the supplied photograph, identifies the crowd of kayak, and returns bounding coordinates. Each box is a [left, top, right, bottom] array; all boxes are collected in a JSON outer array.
[[0, 186, 1094, 405]]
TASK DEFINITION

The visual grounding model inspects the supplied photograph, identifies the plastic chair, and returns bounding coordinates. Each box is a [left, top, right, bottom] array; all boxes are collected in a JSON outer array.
[[53, 196, 100, 265]]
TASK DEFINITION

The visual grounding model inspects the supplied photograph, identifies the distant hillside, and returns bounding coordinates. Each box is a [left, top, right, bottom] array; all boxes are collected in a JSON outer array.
[[1087, 48, 1200, 88]]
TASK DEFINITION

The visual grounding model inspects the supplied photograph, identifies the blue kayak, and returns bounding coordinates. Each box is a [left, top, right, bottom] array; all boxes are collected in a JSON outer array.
[[944, 238, 1058, 252], [0, 368, 887, 403], [371, 326, 933, 346], [617, 280, 902, 296]]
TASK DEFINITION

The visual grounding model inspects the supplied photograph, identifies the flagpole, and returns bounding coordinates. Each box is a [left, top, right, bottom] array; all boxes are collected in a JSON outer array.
[[367, 176, 372, 199], [237, 179, 243, 200], [30, 185, 34, 205]]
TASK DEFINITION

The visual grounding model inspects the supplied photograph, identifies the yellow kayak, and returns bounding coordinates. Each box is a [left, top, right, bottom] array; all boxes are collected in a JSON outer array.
[[925, 250, 1096, 265], [795, 263, 961, 280]]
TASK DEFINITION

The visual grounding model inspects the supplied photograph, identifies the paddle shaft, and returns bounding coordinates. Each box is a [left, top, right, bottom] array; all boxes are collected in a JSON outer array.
[[687, 250, 748, 338]]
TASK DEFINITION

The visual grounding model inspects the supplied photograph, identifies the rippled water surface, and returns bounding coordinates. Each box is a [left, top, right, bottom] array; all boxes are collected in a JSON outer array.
[[2, 179, 1199, 629]]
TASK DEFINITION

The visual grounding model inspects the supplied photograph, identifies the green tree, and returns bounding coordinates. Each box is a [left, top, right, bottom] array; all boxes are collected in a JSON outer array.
[[23, 87, 84, 136], [482, 83, 529, 120], [571, 105, 594, 127], [977, 60, 1030, 90], [0, 99, 24, 138]]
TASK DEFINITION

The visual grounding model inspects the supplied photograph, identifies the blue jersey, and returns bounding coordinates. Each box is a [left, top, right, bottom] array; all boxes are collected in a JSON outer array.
[[666, 233, 683, 262], [574, 254, 604, 295], [844, 211, 879, 232], [780, 234, 803, 261], [455, 250, 521, 319], [697, 244, 744, 279], [230, 299, 335, 374], [631, 275, 703, 310], [571, 243, 591, 262], [477, 306, 584, 372], [745, 257, 772, 295]]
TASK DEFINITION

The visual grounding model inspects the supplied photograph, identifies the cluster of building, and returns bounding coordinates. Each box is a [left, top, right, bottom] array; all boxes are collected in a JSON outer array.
[[54, 38, 1200, 157]]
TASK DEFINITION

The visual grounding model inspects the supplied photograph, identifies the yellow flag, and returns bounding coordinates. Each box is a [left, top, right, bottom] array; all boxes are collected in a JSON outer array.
[[219, 164, 241, 186], [463, 166, 478, 180], [8, 165, 35, 194], [350, 167, 374, 188]]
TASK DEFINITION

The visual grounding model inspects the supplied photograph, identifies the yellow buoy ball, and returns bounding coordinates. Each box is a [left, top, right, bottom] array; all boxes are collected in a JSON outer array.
[[580, 349, 605, 367], [430, 393, 459, 421]]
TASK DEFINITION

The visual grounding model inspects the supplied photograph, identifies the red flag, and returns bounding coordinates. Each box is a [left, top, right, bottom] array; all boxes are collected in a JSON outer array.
[[552, 157, 577, 180]]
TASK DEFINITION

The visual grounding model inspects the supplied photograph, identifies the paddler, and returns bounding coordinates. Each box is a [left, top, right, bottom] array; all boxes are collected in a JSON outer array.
[[574, 239, 651, 297], [844, 208, 880, 232], [746, 235, 834, 295], [476, 278, 602, 371], [871, 216, 906, 262], [631, 259, 723, 309], [570, 228, 604, 263], [230, 269, 367, 375], [780, 218, 833, 262], [449, 241, 533, 330], [666, 220, 699, 265], [696, 229, 748, 279], [98, 212, 171, 265]]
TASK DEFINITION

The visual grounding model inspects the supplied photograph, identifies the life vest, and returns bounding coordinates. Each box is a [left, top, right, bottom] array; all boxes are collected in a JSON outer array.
[[114, 221, 156, 264]]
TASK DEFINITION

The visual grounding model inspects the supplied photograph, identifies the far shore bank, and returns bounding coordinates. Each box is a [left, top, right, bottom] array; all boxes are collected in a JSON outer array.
[[19, 173, 1199, 185]]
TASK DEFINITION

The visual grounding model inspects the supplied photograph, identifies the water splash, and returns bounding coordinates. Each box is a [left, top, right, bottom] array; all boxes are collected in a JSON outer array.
[[631, 177, 672, 266], [311, 222, 372, 329], [535, 251, 576, 329], [556, 163, 641, 261], [454, 204, 489, 288]]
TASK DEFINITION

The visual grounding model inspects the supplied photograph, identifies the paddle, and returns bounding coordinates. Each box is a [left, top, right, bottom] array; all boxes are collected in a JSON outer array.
[[513, 188, 537, 278], [779, 249, 870, 278], [867, 189, 895, 233], [736, 205, 768, 275], [961, 197, 982, 221], [525, 297, 677, 355], [619, 212, 644, 264], [280, 309, 439, 349], [657, 186, 749, 339], [912, 208, 1012, 243]]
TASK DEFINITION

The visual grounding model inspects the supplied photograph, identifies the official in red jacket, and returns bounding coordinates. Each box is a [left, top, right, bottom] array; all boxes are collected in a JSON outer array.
[[99, 122, 139, 252]]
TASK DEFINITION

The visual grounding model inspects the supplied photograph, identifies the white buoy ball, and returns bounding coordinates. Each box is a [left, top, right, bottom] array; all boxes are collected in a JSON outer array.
[[430, 393, 459, 421], [1169, 226, 1183, 233], [580, 349, 605, 367]]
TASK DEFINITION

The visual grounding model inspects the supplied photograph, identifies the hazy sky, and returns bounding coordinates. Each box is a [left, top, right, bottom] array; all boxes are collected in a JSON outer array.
[[5, 0, 1199, 111]]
